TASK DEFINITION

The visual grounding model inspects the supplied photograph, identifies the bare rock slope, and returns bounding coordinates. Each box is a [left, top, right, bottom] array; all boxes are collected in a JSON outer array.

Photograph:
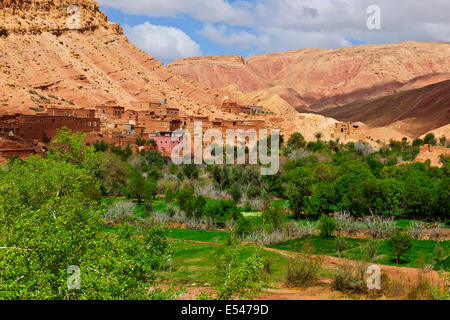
[[169, 43, 450, 137], [0, 0, 232, 117]]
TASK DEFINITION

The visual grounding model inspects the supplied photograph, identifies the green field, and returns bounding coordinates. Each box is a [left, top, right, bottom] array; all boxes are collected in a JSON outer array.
[[271, 236, 450, 270]]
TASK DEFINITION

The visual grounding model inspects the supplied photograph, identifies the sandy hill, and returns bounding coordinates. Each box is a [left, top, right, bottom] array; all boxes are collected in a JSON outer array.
[[0, 0, 235, 118], [316, 80, 450, 138]]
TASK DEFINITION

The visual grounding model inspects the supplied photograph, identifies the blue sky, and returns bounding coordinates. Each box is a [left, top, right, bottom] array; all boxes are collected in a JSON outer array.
[[98, 0, 450, 64], [100, 6, 248, 57]]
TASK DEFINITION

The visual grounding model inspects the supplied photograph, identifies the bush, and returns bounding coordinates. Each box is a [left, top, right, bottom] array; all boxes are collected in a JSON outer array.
[[182, 164, 199, 179], [230, 182, 243, 202], [166, 203, 179, 218], [318, 215, 337, 238], [334, 211, 363, 235], [331, 263, 367, 294], [364, 216, 395, 239], [286, 257, 320, 288], [235, 217, 252, 237], [363, 239, 380, 262], [387, 228, 413, 264], [407, 221, 427, 240], [164, 188, 175, 203], [105, 200, 136, 222], [262, 206, 285, 231], [335, 237, 347, 257], [246, 185, 262, 199], [433, 244, 446, 262]]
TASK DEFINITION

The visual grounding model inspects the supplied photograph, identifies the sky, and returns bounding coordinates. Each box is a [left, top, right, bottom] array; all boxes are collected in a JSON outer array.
[[97, 0, 450, 64]]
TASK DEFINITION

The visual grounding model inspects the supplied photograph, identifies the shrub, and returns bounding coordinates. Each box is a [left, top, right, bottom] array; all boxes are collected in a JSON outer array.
[[364, 216, 396, 239], [152, 211, 170, 224], [335, 237, 347, 257], [182, 164, 199, 179], [262, 206, 285, 231], [105, 200, 136, 222], [298, 221, 317, 238], [235, 218, 252, 237], [164, 188, 175, 203], [334, 211, 363, 235], [387, 228, 413, 264], [284, 221, 300, 238], [246, 185, 262, 199], [407, 221, 427, 240], [331, 263, 367, 294], [248, 198, 269, 211], [434, 244, 446, 262], [286, 257, 320, 288], [429, 224, 444, 240], [166, 203, 179, 218], [214, 247, 264, 300], [318, 215, 337, 238], [363, 239, 380, 262], [230, 182, 243, 202]]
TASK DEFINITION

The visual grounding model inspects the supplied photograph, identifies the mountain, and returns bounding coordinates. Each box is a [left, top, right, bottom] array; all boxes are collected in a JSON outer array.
[[317, 80, 450, 138], [0, 0, 233, 118], [169, 42, 450, 113]]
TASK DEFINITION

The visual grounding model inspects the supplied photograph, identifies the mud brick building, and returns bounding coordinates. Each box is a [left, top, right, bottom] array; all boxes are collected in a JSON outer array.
[[0, 110, 100, 142], [332, 122, 362, 140], [222, 101, 264, 115], [96, 105, 125, 119]]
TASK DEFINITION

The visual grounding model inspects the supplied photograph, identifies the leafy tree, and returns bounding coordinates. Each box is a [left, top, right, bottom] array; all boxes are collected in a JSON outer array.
[[423, 133, 437, 146], [99, 153, 129, 196], [230, 182, 243, 202], [287, 132, 306, 149], [246, 185, 262, 199], [286, 167, 313, 219], [262, 206, 285, 231], [48, 127, 100, 172], [182, 163, 200, 179], [412, 138, 424, 147], [0, 155, 171, 299], [387, 229, 413, 264], [318, 215, 337, 238], [125, 169, 156, 204], [213, 247, 264, 300]]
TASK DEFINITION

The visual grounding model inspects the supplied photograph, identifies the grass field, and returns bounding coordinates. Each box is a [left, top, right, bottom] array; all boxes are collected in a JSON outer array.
[[271, 236, 450, 271], [159, 241, 292, 286]]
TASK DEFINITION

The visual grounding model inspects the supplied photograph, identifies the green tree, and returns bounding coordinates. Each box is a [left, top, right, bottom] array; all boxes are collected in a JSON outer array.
[[213, 247, 264, 300], [125, 169, 156, 204], [423, 133, 437, 146], [318, 215, 337, 238], [230, 182, 243, 202], [286, 167, 313, 219], [287, 132, 306, 149], [387, 229, 413, 264]]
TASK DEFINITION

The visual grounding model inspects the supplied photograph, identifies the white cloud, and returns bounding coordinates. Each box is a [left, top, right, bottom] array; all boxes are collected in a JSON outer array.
[[123, 22, 202, 64], [199, 24, 270, 49], [100, 0, 450, 55]]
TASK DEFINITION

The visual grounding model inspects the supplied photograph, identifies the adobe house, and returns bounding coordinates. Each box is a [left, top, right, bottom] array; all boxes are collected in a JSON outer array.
[[0, 113, 101, 142], [96, 105, 125, 119], [332, 122, 361, 140], [150, 134, 184, 155], [222, 101, 252, 115], [47, 108, 95, 118]]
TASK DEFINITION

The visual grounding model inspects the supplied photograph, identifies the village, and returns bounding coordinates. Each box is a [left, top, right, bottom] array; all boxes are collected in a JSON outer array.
[[0, 100, 269, 162]]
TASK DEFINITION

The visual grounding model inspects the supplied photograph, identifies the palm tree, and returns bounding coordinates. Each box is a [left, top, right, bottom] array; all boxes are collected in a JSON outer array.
[[314, 132, 322, 141]]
